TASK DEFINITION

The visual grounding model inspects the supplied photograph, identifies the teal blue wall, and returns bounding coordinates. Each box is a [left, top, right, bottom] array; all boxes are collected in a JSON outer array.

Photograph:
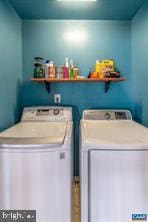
[[0, 0, 22, 131], [22, 20, 132, 175], [132, 1, 148, 126]]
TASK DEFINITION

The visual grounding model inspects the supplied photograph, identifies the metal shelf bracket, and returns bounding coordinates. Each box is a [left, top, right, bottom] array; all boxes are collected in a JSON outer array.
[[105, 81, 111, 93], [45, 82, 51, 93]]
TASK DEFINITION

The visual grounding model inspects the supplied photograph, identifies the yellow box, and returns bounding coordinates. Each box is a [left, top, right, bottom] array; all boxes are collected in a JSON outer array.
[[96, 59, 115, 78], [102, 59, 115, 72]]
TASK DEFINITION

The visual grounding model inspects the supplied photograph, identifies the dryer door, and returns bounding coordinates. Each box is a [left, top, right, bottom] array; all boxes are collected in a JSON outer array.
[[89, 149, 148, 222]]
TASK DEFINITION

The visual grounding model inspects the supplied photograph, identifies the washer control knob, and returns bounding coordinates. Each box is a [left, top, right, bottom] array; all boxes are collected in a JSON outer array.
[[53, 109, 60, 115], [104, 112, 111, 120]]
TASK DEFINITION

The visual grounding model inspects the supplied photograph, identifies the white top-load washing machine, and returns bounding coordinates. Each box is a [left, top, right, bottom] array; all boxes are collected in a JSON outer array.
[[80, 110, 148, 222], [0, 106, 73, 222]]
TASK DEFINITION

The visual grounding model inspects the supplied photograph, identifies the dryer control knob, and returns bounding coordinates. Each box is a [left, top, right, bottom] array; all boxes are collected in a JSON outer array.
[[104, 112, 111, 120], [53, 109, 60, 115]]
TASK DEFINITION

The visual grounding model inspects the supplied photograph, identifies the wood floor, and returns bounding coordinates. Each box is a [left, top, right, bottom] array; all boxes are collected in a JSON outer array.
[[73, 179, 80, 222]]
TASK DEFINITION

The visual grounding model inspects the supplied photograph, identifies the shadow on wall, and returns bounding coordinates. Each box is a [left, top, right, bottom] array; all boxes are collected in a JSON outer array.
[[72, 106, 81, 176], [0, 79, 22, 132], [14, 79, 23, 123], [133, 103, 143, 124]]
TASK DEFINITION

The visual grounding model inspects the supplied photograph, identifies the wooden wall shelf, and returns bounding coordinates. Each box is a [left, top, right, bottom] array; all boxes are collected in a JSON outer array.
[[31, 77, 126, 93]]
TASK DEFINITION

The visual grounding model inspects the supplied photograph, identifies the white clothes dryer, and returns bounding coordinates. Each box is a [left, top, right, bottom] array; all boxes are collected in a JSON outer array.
[[80, 110, 148, 222]]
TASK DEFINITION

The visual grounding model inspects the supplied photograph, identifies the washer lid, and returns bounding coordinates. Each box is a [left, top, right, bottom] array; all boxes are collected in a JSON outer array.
[[81, 120, 148, 150], [0, 122, 68, 148]]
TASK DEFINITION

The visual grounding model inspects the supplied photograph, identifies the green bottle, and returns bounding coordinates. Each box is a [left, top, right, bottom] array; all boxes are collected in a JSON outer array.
[[70, 59, 75, 78]]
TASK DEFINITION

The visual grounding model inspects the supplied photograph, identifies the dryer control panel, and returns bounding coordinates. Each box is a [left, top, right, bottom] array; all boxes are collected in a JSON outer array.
[[83, 110, 132, 120], [21, 106, 72, 122]]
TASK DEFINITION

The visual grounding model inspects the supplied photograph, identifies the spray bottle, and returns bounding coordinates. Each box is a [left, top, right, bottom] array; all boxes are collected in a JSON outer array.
[[69, 59, 74, 78], [64, 57, 69, 78]]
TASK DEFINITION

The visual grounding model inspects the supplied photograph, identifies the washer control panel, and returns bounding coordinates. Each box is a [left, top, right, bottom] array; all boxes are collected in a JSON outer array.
[[21, 106, 72, 122], [83, 110, 132, 120]]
